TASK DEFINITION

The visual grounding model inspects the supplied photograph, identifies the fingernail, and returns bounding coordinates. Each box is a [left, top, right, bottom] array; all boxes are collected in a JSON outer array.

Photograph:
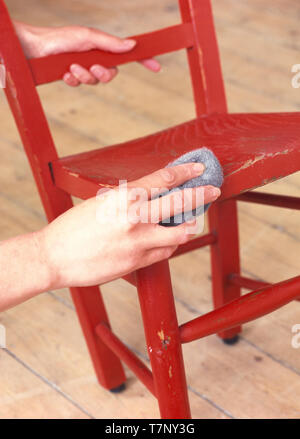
[[123, 39, 136, 49], [101, 69, 111, 82], [161, 169, 174, 182], [90, 65, 104, 79], [209, 187, 221, 198], [70, 64, 80, 74], [193, 163, 205, 174]]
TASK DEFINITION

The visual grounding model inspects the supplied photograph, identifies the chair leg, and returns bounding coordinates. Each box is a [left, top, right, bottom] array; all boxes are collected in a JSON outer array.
[[208, 199, 241, 341], [70, 285, 126, 391], [136, 260, 191, 419]]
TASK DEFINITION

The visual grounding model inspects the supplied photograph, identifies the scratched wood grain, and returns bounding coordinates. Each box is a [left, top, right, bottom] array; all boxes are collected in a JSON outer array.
[[0, 0, 300, 419], [51, 112, 300, 202]]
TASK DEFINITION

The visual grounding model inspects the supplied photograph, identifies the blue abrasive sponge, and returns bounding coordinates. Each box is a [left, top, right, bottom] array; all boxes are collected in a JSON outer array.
[[159, 147, 224, 227]]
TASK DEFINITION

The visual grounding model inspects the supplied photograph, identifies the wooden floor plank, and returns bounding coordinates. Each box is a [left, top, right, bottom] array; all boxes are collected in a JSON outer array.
[[0, 349, 90, 419], [0, 290, 228, 419], [0, 0, 300, 419], [52, 278, 300, 418]]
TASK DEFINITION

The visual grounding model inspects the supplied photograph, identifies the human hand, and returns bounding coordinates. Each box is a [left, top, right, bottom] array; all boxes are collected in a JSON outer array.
[[38, 164, 221, 290], [14, 21, 160, 86]]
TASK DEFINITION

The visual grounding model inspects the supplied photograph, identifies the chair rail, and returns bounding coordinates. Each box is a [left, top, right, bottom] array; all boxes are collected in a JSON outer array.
[[29, 23, 194, 86], [180, 274, 300, 343]]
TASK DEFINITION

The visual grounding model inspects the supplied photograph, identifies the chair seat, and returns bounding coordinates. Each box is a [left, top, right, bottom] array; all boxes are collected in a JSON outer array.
[[51, 112, 300, 201]]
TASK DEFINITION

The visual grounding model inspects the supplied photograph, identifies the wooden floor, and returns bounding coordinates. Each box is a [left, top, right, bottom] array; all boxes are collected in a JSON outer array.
[[0, 0, 300, 419]]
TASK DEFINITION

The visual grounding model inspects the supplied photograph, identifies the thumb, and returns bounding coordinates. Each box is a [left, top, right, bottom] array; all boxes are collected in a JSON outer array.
[[88, 29, 136, 53]]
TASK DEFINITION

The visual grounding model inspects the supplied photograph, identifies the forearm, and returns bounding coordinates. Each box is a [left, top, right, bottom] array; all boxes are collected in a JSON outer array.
[[0, 231, 52, 311]]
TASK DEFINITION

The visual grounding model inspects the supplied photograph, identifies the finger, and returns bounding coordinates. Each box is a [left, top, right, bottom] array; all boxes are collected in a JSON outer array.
[[141, 245, 178, 267], [90, 65, 118, 83], [63, 72, 80, 87], [127, 162, 206, 199], [145, 221, 197, 247], [70, 64, 99, 85], [146, 185, 221, 223], [139, 59, 161, 72], [87, 28, 136, 53]]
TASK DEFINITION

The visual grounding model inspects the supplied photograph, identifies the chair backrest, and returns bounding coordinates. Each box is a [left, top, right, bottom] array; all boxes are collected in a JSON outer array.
[[0, 0, 226, 220]]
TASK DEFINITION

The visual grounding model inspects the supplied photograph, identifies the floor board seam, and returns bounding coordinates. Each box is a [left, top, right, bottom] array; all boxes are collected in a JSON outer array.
[[2, 348, 95, 419]]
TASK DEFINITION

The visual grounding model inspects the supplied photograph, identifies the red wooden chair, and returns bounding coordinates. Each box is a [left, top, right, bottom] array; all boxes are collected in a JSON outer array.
[[1, 0, 300, 418]]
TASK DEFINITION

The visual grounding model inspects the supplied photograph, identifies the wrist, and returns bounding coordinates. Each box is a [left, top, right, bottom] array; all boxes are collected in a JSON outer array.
[[34, 228, 60, 292], [13, 20, 43, 58], [0, 230, 56, 311]]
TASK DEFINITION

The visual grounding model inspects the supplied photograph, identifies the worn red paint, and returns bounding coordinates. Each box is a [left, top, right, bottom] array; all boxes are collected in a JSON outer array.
[[96, 323, 155, 396], [180, 275, 300, 343]]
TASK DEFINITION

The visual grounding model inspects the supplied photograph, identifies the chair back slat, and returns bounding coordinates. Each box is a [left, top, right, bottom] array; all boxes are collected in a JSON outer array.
[[0, 0, 226, 188], [30, 23, 194, 86], [25, 0, 228, 116]]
